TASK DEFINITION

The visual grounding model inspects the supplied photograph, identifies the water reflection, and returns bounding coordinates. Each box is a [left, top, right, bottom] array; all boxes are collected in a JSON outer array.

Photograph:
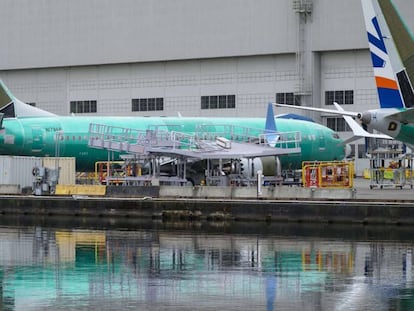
[[0, 219, 413, 310]]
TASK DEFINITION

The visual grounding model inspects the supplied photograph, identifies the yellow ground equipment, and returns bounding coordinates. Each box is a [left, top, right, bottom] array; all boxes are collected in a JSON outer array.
[[302, 161, 354, 188], [94, 161, 125, 185], [368, 152, 413, 189]]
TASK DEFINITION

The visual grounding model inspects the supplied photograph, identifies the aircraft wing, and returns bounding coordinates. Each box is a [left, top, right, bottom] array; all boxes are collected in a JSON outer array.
[[340, 115, 392, 145], [385, 108, 414, 124]]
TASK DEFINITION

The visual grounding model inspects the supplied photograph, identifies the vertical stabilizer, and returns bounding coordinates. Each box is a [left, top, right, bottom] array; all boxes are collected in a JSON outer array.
[[0, 79, 56, 118], [361, 0, 404, 108], [265, 103, 277, 132], [0, 79, 14, 109], [378, 0, 414, 107], [378, 0, 414, 85], [264, 103, 279, 146]]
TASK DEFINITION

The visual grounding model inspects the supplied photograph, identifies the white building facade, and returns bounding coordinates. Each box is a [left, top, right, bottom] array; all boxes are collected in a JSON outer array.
[[0, 0, 413, 174]]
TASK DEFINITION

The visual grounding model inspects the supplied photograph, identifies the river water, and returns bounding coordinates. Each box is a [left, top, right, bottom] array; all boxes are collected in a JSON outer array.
[[0, 216, 414, 311]]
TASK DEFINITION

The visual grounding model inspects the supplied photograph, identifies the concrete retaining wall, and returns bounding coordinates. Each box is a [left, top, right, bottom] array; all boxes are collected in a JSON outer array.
[[106, 186, 159, 198], [159, 186, 356, 200], [0, 195, 413, 225], [0, 182, 355, 200]]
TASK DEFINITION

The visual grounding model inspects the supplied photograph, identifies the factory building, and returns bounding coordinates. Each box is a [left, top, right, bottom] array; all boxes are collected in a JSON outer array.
[[0, 0, 413, 174]]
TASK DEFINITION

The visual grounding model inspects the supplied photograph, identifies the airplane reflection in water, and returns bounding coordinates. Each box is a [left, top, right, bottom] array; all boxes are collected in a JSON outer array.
[[0, 227, 413, 310]]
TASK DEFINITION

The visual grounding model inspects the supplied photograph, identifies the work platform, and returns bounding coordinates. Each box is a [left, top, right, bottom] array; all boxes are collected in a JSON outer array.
[[87, 123, 301, 186], [88, 123, 301, 159]]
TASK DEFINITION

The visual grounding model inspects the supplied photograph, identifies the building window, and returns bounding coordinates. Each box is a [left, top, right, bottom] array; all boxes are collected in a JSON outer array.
[[276, 92, 300, 106], [156, 98, 163, 110], [70, 100, 97, 113], [148, 98, 155, 111], [326, 117, 350, 132], [201, 96, 209, 109], [219, 95, 226, 109], [227, 95, 235, 108], [325, 90, 354, 105], [210, 96, 218, 109], [201, 95, 236, 109], [132, 98, 164, 112]]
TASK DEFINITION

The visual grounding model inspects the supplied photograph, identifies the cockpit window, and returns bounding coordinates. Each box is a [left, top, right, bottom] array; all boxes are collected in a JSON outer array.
[[332, 133, 340, 139]]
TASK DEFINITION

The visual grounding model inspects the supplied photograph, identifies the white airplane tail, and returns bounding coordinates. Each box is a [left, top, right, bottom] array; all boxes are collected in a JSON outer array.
[[362, 0, 402, 108], [376, 0, 414, 108], [0, 79, 56, 118], [274, 0, 414, 145]]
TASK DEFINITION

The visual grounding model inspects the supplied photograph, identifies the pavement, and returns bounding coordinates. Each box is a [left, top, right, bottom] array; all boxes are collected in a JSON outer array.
[[352, 177, 414, 201]]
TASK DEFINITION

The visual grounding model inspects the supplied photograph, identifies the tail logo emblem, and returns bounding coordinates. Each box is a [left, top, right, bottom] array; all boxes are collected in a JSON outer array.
[[368, 17, 387, 68]]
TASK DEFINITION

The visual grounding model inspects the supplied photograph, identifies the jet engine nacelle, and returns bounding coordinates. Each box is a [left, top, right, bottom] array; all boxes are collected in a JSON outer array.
[[239, 156, 281, 179]]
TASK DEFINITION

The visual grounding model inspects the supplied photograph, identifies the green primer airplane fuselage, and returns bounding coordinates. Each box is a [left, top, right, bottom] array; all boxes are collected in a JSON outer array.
[[0, 115, 346, 171], [394, 123, 414, 146]]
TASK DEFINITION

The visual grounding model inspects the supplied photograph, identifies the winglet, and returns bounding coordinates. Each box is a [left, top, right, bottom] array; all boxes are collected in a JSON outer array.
[[264, 103, 279, 146]]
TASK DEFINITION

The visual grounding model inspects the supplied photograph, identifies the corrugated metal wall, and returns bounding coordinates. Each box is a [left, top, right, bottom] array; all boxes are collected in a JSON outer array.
[[0, 156, 41, 188]]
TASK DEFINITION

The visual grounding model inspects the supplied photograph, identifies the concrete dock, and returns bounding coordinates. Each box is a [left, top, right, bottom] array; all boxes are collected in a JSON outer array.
[[351, 177, 414, 201], [0, 178, 414, 225]]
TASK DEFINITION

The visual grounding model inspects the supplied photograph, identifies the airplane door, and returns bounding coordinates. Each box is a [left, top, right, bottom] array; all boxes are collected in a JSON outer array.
[[317, 130, 326, 151], [31, 127, 46, 153]]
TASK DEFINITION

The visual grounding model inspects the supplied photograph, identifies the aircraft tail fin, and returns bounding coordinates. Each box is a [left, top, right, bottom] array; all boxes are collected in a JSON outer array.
[[0, 79, 15, 110], [361, 0, 405, 109], [0, 78, 56, 118], [264, 103, 279, 146], [378, 0, 414, 108]]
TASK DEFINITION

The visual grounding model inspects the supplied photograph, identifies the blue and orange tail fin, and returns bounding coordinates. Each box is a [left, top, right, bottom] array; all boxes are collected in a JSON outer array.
[[361, 0, 404, 109]]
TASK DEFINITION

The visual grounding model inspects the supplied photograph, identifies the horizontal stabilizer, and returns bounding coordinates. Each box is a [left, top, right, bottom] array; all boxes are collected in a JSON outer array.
[[333, 103, 392, 144], [273, 103, 359, 118], [276, 113, 315, 122], [341, 121, 392, 145]]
